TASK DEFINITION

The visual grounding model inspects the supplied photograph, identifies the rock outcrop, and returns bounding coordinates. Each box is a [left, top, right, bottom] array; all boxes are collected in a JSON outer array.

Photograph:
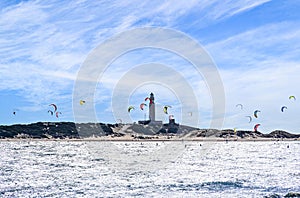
[[284, 192, 300, 197], [0, 122, 117, 139]]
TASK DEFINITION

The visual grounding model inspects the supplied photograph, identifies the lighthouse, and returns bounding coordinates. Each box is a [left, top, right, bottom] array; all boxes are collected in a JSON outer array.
[[138, 92, 162, 126], [149, 92, 155, 121]]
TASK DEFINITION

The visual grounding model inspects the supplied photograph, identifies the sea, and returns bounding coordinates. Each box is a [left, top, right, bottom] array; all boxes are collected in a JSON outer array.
[[0, 140, 299, 197]]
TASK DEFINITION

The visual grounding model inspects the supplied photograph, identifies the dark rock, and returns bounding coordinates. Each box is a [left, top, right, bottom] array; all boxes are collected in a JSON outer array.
[[0, 122, 116, 139], [129, 124, 160, 135], [76, 123, 113, 137], [168, 127, 178, 134], [157, 128, 167, 134], [138, 120, 151, 125], [206, 129, 222, 137], [269, 131, 300, 138], [284, 192, 300, 197], [235, 130, 266, 138], [264, 194, 282, 198]]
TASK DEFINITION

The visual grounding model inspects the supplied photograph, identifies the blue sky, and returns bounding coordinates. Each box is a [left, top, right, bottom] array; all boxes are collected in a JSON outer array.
[[1, 0, 300, 133]]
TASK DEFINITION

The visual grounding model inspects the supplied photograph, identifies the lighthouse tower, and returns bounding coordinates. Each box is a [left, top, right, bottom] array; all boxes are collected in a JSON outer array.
[[149, 92, 155, 121], [138, 92, 162, 126]]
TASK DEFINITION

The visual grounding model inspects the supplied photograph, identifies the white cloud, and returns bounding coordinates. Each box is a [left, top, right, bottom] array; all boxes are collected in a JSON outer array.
[[207, 22, 300, 67], [206, 0, 271, 20], [169, 0, 271, 29], [230, 0, 271, 16]]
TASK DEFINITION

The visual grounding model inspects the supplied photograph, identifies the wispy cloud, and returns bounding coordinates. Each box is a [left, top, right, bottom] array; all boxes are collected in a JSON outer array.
[[206, 0, 271, 20], [207, 22, 300, 67]]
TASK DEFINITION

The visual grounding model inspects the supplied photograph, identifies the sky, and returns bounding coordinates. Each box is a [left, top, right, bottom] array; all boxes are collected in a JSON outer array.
[[1, 0, 300, 133]]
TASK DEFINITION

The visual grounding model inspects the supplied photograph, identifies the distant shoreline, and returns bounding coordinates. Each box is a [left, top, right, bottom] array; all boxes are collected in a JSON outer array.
[[1, 122, 300, 140], [1, 136, 299, 142]]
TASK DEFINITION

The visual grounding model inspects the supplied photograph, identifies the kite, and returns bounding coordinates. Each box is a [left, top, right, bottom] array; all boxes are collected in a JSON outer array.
[[236, 104, 243, 110], [254, 110, 260, 118], [163, 105, 172, 114], [289, 96, 296, 101], [55, 112, 62, 118], [13, 109, 19, 115], [128, 106, 135, 112], [48, 110, 54, 116], [140, 103, 147, 110], [79, 100, 86, 105], [145, 97, 153, 104], [246, 116, 252, 123], [169, 115, 174, 120], [281, 106, 287, 112], [254, 124, 260, 132], [49, 104, 57, 112]]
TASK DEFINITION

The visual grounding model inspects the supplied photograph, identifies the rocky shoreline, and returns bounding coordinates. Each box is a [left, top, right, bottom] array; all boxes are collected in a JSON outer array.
[[0, 122, 299, 140]]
